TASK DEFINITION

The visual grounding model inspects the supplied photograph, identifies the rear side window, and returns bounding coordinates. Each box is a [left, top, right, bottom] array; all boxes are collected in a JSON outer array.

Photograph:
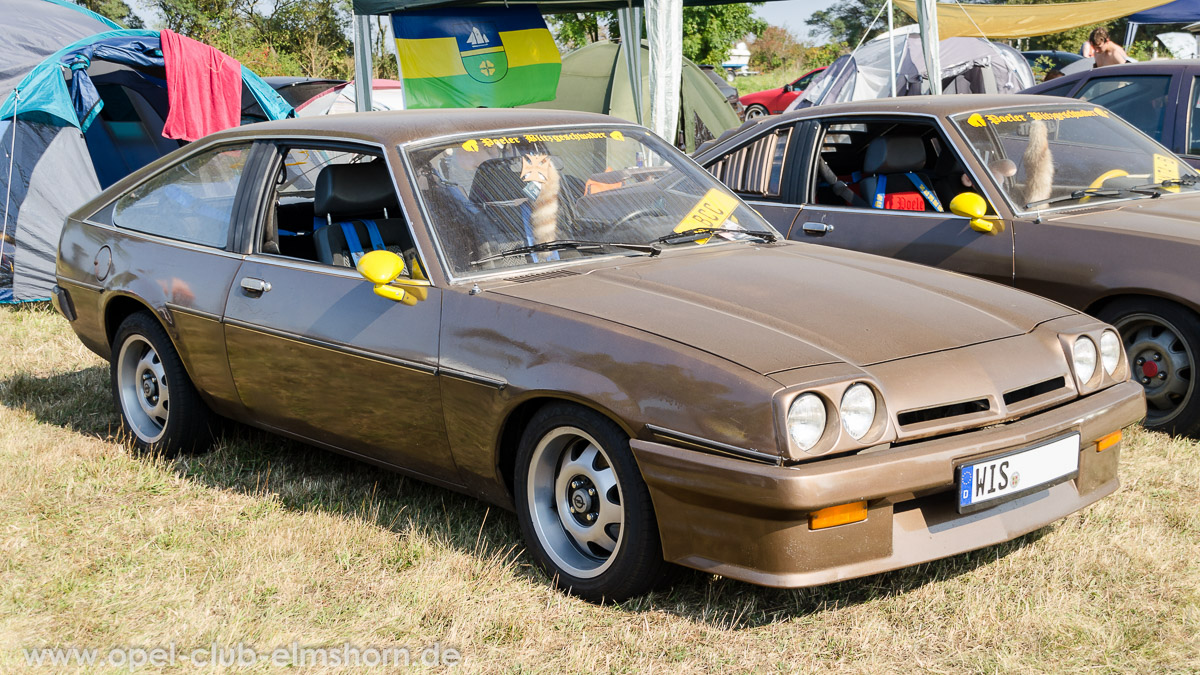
[[706, 126, 792, 198], [113, 143, 252, 248], [1036, 81, 1077, 98], [1075, 75, 1172, 141]]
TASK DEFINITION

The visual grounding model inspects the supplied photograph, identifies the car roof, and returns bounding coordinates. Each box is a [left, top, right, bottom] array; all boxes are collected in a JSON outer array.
[[1025, 60, 1200, 92], [694, 94, 1093, 158], [200, 108, 623, 146]]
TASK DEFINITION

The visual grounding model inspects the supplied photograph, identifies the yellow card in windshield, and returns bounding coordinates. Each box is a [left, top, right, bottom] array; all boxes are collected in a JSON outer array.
[[1154, 153, 1181, 192], [676, 188, 740, 243]]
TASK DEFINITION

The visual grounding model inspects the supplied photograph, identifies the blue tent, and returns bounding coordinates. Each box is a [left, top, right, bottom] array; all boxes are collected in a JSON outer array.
[[0, 0, 293, 302], [1129, 0, 1200, 24]]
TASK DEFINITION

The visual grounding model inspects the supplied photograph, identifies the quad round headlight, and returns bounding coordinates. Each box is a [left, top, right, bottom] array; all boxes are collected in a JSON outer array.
[[1073, 336, 1098, 383], [840, 383, 876, 440], [788, 393, 826, 452], [1100, 330, 1122, 375]]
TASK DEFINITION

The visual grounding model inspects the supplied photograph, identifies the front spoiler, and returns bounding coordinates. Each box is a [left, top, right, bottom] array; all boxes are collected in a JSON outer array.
[[631, 380, 1145, 588]]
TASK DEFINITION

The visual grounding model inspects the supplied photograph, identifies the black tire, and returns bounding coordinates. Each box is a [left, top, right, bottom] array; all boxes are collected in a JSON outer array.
[[110, 311, 214, 454], [1098, 298, 1200, 436], [514, 403, 669, 602], [744, 104, 769, 119]]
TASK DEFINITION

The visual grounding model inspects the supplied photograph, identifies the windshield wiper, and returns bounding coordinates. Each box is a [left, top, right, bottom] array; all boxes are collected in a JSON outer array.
[[1131, 175, 1200, 191], [1024, 186, 1159, 209], [470, 239, 660, 265], [653, 226, 778, 245]]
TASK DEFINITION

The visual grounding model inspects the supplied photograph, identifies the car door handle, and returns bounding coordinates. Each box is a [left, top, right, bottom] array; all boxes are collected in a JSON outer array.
[[240, 277, 272, 294], [801, 222, 834, 236]]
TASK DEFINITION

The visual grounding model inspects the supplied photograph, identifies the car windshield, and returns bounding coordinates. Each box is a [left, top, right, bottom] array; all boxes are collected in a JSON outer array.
[[405, 126, 774, 277], [951, 104, 1200, 213]]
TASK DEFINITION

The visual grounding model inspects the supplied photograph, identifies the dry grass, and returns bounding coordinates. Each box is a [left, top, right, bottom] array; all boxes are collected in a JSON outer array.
[[1, 302, 1198, 672], [733, 67, 810, 98]]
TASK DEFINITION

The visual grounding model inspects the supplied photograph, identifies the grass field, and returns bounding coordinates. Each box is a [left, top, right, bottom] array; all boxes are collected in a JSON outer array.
[[1, 302, 1198, 672]]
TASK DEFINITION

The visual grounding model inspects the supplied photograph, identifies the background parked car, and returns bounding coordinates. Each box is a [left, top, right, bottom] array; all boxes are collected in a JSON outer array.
[[1021, 50, 1089, 81], [740, 67, 825, 118], [1023, 61, 1200, 167], [696, 94, 1200, 435], [699, 64, 746, 119]]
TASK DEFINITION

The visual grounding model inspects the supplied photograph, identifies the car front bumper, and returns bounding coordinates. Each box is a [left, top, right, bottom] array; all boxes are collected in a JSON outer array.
[[631, 380, 1145, 588]]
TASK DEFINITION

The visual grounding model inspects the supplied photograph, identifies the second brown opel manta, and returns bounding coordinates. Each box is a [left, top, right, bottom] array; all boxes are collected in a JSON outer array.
[[52, 109, 1144, 601]]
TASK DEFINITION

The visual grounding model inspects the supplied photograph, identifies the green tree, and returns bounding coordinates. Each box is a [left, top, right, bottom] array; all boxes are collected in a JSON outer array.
[[76, 0, 144, 28], [550, 6, 765, 65], [682, 5, 766, 65], [806, 0, 911, 46]]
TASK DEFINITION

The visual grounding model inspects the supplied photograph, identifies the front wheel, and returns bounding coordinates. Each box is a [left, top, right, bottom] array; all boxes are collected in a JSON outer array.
[[514, 403, 669, 602], [1099, 298, 1200, 436], [744, 104, 768, 119], [111, 312, 214, 454]]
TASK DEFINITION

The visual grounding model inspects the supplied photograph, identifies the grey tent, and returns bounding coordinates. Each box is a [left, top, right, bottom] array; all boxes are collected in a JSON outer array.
[[794, 34, 1034, 109], [0, 0, 291, 303], [522, 40, 740, 153]]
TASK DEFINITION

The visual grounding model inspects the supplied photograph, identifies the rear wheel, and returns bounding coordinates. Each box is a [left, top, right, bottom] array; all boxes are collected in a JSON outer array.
[[744, 104, 769, 119], [1098, 298, 1200, 436], [111, 312, 213, 454], [514, 403, 668, 602]]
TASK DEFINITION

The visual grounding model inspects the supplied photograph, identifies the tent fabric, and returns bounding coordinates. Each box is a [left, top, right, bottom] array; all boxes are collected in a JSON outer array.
[[0, 15, 294, 302], [0, 0, 119, 104], [647, 0, 682, 147], [893, 0, 1172, 39], [1130, 0, 1200, 23], [521, 40, 739, 153], [795, 35, 1033, 108]]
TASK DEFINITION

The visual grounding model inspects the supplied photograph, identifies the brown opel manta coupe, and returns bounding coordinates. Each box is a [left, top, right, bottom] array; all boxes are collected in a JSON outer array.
[[696, 95, 1200, 436], [53, 109, 1144, 601]]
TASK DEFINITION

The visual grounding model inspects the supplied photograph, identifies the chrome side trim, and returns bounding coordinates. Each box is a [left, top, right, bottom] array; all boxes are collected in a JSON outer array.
[[439, 367, 507, 390], [164, 303, 221, 322], [223, 318, 438, 375], [58, 277, 105, 293], [77, 218, 247, 259], [645, 424, 781, 465]]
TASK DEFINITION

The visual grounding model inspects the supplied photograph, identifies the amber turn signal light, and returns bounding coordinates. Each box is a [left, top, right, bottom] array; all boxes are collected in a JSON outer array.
[[809, 501, 868, 530], [1096, 430, 1121, 452]]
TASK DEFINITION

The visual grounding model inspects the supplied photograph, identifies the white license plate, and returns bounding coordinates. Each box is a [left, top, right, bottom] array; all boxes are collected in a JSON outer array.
[[957, 433, 1080, 514]]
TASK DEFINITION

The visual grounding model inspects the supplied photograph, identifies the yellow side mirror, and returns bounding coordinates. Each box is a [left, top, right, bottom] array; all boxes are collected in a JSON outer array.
[[356, 250, 430, 305], [949, 192, 996, 234]]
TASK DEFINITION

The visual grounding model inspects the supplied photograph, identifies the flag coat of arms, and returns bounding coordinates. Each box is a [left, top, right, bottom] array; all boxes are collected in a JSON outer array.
[[393, 7, 562, 109]]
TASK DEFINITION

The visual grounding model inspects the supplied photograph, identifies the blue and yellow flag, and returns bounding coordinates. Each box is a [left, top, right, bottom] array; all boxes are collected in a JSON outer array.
[[392, 7, 561, 109]]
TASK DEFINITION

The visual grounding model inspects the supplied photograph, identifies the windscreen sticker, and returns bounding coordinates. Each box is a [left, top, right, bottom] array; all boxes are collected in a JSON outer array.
[[1154, 153, 1181, 192], [460, 130, 623, 152], [676, 188, 740, 242], [966, 108, 1109, 127]]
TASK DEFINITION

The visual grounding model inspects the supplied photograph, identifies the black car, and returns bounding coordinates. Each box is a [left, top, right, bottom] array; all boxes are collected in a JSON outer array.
[[699, 65, 745, 120], [1022, 50, 1088, 80], [1022, 61, 1200, 167]]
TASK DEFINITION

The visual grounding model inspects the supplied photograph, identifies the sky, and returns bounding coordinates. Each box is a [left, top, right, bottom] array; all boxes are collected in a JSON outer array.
[[753, 0, 832, 42]]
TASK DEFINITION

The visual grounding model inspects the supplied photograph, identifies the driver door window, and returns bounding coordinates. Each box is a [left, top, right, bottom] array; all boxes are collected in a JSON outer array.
[[1076, 75, 1172, 142]]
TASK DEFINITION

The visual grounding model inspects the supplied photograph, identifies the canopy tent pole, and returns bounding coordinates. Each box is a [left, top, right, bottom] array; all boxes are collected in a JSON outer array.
[[353, 14, 375, 112], [888, 0, 897, 97], [1126, 23, 1138, 49], [646, 0, 682, 145], [916, 0, 941, 95], [617, 7, 643, 125], [633, 6, 644, 124]]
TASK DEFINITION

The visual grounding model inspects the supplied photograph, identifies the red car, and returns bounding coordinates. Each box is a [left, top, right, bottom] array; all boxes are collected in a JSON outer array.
[[740, 67, 826, 118]]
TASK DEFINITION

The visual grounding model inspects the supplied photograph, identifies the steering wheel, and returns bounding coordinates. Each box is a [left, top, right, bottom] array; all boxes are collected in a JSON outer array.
[[1080, 169, 1129, 203], [611, 206, 669, 230]]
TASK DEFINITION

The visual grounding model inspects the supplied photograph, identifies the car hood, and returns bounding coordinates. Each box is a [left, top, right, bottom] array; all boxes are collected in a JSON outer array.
[[1045, 193, 1200, 240], [490, 243, 1074, 375], [740, 87, 782, 104]]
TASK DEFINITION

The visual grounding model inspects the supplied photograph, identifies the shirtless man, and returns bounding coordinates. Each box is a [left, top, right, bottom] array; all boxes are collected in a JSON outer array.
[[1089, 27, 1128, 68]]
